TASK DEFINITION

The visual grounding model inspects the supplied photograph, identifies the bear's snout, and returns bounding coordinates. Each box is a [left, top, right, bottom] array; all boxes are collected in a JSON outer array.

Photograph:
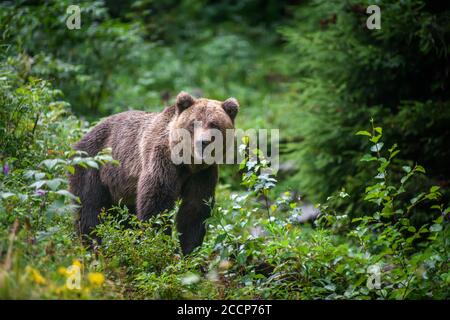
[[196, 139, 211, 152]]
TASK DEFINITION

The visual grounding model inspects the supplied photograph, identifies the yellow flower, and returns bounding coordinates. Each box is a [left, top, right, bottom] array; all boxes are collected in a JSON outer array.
[[72, 259, 82, 269], [87, 272, 105, 286], [58, 266, 67, 276], [26, 266, 47, 285]]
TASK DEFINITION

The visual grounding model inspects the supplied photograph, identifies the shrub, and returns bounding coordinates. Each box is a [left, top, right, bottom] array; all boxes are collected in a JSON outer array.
[[276, 0, 450, 210]]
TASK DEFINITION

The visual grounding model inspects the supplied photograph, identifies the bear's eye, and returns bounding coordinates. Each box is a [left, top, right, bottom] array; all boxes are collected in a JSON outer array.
[[208, 121, 220, 129]]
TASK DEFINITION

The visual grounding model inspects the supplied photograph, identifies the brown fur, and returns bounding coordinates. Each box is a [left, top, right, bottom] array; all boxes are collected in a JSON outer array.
[[69, 92, 239, 254]]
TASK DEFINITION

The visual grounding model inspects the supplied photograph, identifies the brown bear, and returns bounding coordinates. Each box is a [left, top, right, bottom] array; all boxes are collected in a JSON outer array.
[[69, 92, 239, 255]]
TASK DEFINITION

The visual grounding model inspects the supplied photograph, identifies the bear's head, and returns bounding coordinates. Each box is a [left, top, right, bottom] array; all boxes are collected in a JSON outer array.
[[169, 91, 239, 169]]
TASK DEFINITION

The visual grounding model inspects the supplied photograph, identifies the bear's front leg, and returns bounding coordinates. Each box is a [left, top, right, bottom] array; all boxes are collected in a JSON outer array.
[[177, 166, 218, 255], [136, 162, 179, 221]]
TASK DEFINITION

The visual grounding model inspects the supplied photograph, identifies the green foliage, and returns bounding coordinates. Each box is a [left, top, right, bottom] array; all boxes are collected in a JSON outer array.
[[1, 0, 144, 116], [317, 123, 449, 299], [0, 0, 448, 300], [0, 56, 118, 299], [277, 0, 450, 209], [0, 65, 67, 160]]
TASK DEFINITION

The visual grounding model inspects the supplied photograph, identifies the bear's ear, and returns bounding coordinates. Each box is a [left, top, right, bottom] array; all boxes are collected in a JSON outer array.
[[176, 91, 195, 113], [222, 97, 239, 121]]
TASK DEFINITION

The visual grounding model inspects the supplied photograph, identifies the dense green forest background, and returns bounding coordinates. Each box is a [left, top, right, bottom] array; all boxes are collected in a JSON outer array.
[[0, 0, 449, 299]]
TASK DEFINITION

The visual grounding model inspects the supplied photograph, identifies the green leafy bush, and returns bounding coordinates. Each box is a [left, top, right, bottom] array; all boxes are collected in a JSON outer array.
[[0, 57, 117, 299], [276, 0, 450, 210]]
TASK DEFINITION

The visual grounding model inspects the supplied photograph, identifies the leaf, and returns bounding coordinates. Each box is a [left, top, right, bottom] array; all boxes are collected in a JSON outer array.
[[375, 172, 385, 179], [86, 160, 99, 169], [370, 142, 384, 153], [55, 190, 78, 201], [215, 233, 226, 245], [430, 224, 442, 232], [338, 191, 349, 198], [370, 135, 381, 143], [374, 127, 382, 134], [360, 154, 377, 162], [430, 186, 440, 193], [35, 172, 46, 180], [418, 226, 429, 233], [324, 284, 336, 292], [30, 180, 46, 189], [356, 130, 371, 137], [354, 275, 366, 287], [389, 150, 400, 159], [237, 252, 247, 265], [435, 216, 444, 224], [24, 170, 37, 179], [46, 179, 62, 191], [388, 144, 398, 153], [65, 165, 75, 175], [0, 192, 16, 199], [410, 192, 425, 204], [414, 165, 426, 174], [41, 159, 62, 170]]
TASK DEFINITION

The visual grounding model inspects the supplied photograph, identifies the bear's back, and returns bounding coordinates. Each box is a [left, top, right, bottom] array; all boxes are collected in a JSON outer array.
[[75, 110, 155, 156], [80, 110, 163, 203]]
